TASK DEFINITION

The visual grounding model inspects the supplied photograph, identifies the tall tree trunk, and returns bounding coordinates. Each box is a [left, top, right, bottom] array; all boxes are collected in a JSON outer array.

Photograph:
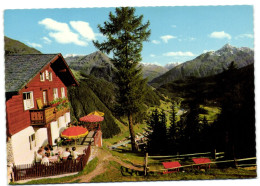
[[128, 112, 138, 152]]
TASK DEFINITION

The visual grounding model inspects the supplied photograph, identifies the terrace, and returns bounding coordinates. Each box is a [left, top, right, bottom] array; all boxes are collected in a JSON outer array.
[[12, 144, 92, 182]]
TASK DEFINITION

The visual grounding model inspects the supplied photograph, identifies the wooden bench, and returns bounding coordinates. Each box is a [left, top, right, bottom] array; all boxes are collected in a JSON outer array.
[[162, 161, 182, 174], [192, 158, 211, 169]]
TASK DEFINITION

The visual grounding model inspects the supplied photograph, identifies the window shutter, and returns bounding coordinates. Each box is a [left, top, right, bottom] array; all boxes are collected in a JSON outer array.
[[49, 72, 52, 81], [40, 72, 45, 81], [45, 70, 49, 80], [30, 92, 34, 108], [61, 87, 65, 98]]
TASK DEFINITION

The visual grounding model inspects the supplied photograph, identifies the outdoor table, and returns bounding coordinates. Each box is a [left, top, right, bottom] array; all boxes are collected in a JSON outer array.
[[53, 147, 63, 155], [48, 155, 59, 163], [162, 161, 182, 174], [192, 158, 211, 169]]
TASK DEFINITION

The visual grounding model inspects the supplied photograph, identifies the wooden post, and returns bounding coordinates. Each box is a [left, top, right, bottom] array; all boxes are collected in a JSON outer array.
[[144, 153, 148, 176], [233, 157, 238, 168], [214, 149, 216, 160]]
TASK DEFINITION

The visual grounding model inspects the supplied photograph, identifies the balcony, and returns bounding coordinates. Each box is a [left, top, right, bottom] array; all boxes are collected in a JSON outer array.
[[30, 106, 69, 126]]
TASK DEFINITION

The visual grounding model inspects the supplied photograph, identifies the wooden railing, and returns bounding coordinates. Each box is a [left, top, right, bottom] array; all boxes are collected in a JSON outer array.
[[30, 107, 69, 126], [12, 145, 91, 182]]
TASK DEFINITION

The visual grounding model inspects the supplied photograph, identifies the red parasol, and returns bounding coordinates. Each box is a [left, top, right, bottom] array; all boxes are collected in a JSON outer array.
[[61, 126, 89, 139], [79, 115, 104, 123]]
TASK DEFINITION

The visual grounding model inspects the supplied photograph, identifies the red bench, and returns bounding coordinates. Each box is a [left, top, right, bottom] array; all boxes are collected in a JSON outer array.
[[192, 158, 211, 169], [162, 161, 182, 174]]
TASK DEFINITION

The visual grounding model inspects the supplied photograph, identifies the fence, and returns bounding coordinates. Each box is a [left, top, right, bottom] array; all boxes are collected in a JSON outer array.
[[13, 145, 91, 182], [144, 151, 256, 175]]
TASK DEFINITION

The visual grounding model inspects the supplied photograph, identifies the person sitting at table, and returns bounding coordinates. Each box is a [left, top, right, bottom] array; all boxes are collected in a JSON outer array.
[[45, 147, 55, 156], [46, 144, 52, 149], [71, 147, 81, 160], [41, 153, 50, 166], [47, 144, 54, 152], [61, 147, 71, 160], [40, 146, 45, 154], [35, 149, 43, 163]]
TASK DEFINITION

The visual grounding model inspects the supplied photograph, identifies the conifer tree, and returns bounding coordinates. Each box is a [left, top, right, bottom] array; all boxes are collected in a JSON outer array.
[[93, 7, 151, 151], [147, 109, 168, 154], [183, 101, 201, 152], [168, 102, 179, 154]]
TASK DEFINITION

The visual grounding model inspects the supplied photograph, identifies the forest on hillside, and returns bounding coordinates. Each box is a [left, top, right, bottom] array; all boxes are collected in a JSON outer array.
[[147, 63, 255, 159]]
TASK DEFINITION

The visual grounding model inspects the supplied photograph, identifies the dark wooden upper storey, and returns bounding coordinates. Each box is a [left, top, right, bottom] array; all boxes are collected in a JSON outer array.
[[5, 54, 79, 136]]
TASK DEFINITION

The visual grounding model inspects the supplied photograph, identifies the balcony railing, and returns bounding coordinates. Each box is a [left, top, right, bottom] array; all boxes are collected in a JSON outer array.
[[30, 106, 69, 126]]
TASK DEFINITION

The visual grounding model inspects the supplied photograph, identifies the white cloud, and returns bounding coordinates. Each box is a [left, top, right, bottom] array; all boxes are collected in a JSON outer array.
[[163, 51, 195, 57], [150, 54, 156, 57], [39, 18, 87, 46], [39, 18, 70, 32], [49, 31, 87, 46], [209, 31, 231, 40], [70, 21, 96, 40], [235, 33, 254, 39], [64, 54, 85, 58], [27, 42, 42, 48], [42, 37, 52, 44], [160, 35, 177, 43], [171, 25, 177, 28], [151, 40, 160, 44]]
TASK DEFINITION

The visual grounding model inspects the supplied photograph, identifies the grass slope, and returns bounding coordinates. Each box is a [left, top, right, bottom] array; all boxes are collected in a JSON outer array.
[[91, 160, 256, 182], [4, 36, 42, 55]]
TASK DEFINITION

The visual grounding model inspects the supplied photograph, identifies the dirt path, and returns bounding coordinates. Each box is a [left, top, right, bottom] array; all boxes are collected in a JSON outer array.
[[68, 147, 143, 183]]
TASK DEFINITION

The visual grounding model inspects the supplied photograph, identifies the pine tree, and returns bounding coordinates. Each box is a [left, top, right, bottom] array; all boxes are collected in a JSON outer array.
[[93, 7, 151, 151], [168, 102, 179, 154], [147, 109, 168, 154], [183, 101, 201, 153]]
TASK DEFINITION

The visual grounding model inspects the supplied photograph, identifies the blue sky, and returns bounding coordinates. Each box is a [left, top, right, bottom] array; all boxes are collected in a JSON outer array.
[[4, 5, 254, 66]]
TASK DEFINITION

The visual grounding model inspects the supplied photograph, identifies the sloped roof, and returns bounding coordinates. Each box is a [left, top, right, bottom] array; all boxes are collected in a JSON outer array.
[[5, 54, 59, 92]]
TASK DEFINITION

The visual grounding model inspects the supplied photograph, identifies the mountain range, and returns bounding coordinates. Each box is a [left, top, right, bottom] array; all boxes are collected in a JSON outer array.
[[150, 44, 254, 88], [4, 36, 254, 138], [66, 53, 182, 82]]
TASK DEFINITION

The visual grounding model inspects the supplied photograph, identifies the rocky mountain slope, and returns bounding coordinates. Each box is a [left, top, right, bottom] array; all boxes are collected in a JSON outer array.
[[140, 63, 168, 82], [150, 44, 254, 88], [66, 51, 116, 82]]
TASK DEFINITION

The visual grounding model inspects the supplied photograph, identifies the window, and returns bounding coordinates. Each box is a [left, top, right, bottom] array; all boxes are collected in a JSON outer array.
[[61, 87, 65, 98], [53, 88, 58, 100], [49, 72, 53, 81], [40, 72, 45, 81], [45, 70, 49, 80], [23, 92, 34, 110], [43, 90, 48, 105], [29, 134, 36, 150]]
